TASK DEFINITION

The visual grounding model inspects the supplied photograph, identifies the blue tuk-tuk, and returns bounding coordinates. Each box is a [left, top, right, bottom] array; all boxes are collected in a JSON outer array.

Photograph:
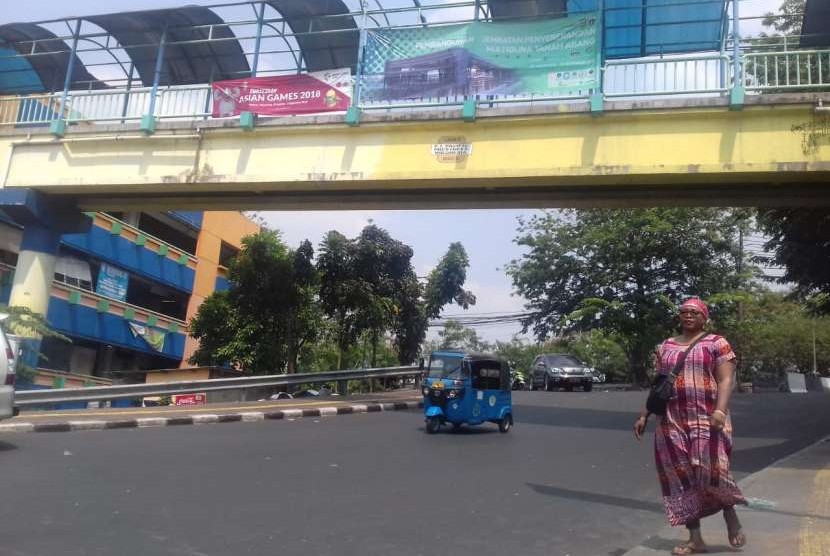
[[421, 350, 513, 434]]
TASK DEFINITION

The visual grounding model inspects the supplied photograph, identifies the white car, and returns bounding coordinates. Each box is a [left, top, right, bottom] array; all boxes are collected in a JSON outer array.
[[0, 315, 18, 420]]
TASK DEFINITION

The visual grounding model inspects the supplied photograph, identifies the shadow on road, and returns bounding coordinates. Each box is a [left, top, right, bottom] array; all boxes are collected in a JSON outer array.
[[0, 441, 18, 452], [517, 405, 637, 432], [526, 483, 664, 514]]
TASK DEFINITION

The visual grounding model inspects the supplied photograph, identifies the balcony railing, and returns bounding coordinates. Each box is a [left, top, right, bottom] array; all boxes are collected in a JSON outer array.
[[51, 282, 187, 334], [1, 264, 188, 334]]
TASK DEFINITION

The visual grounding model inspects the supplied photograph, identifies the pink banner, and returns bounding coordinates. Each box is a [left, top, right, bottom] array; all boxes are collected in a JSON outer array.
[[212, 69, 352, 117], [173, 393, 206, 406]]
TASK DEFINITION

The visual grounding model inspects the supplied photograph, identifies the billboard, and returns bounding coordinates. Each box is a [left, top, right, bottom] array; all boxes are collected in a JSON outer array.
[[363, 14, 599, 102], [96, 262, 128, 302], [212, 69, 352, 117]]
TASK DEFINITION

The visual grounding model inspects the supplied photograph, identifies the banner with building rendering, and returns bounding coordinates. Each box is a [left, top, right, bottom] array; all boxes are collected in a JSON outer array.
[[362, 14, 599, 102]]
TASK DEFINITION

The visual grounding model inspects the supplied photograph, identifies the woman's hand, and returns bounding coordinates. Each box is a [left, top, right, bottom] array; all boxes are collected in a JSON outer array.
[[711, 409, 727, 431], [633, 415, 648, 441]]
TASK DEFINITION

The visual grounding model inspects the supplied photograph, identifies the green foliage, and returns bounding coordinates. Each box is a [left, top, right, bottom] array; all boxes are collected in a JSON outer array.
[[553, 330, 629, 382], [317, 225, 475, 367], [424, 242, 476, 318], [429, 319, 492, 353], [191, 225, 476, 373], [711, 291, 830, 381], [756, 208, 830, 313], [505, 209, 747, 383], [0, 303, 70, 381], [761, 0, 804, 35], [189, 230, 321, 374]]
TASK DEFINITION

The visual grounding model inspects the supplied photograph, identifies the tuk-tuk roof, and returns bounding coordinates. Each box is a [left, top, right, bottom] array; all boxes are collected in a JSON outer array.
[[431, 349, 504, 362]]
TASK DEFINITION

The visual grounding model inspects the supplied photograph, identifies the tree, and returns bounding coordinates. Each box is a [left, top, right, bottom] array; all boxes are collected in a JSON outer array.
[[761, 0, 804, 36], [0, 303, 69, 382], [432, 319, 491, 352], [318, 226, 476, 367], [189, 230, 320, 374], [756, 208, 830, 313], [505, 209, 746, 384], [711, 291, 830, 381], [423, 242, 476, 318]]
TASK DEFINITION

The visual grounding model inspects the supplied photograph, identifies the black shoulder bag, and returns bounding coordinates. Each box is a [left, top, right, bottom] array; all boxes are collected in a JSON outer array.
[[646, 334, 707, 416]]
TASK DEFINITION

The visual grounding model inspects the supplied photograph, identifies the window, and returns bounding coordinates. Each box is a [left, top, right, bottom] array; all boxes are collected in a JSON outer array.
[[471, 360, 502, 390]]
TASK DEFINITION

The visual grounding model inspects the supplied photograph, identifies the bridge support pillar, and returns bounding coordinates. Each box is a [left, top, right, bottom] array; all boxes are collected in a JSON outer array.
[[345, 107, 361, 127], [590, 93, 604, 115], [730, 85, 745, 110], [0, 189, 90, 368]]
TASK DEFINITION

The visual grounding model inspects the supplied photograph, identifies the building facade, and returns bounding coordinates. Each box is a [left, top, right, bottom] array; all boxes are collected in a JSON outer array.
[[0, 210, 258, 387]]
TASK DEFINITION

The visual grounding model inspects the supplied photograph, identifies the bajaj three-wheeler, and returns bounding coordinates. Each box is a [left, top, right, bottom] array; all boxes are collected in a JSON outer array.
[[421, 350, 513, 434]]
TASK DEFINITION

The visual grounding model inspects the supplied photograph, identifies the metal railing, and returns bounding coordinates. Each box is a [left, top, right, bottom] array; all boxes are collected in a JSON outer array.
[[14, 365, 422, 407], [745, 50, 830, 92], [604, 54, 731, 98], [3, 49, 829, 130], [0, 85, 213, 128]]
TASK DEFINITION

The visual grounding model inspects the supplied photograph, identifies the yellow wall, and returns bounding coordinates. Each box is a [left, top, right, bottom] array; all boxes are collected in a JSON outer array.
[[181, 212, 259, 367], [2, 103, 828, 208], [145, 368, 211, 383]]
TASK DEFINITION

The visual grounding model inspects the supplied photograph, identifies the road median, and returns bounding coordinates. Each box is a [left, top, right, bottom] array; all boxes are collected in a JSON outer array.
[[1, 393, 424, 434]]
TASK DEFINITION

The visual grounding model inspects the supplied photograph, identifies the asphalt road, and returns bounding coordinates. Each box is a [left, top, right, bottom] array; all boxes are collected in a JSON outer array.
[[2, 391, 829, 556]]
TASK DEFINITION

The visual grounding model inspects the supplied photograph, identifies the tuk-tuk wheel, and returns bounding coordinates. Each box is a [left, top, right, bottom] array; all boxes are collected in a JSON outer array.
[[498, 414, 513, 433], [426, 417, 441, 434]]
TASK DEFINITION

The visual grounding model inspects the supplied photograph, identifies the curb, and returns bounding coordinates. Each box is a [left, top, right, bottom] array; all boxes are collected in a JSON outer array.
[[0, 400, 424, 434], [620, 434, 830, 555]]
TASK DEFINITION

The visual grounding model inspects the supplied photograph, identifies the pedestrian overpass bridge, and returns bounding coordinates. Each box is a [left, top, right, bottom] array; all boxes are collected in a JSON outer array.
[[2, 92, 829, 211], [0, 0, 829, 212]]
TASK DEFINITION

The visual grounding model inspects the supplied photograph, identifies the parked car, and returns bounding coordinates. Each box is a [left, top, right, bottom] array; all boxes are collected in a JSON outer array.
[[528, 354, 594, 392], [293, 388, 320, 398], [0, 314, 19, 420]]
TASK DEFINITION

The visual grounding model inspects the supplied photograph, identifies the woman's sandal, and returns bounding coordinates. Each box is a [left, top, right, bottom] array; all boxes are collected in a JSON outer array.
[[724, 509, 747, 548], [672, 543, 709, 555]]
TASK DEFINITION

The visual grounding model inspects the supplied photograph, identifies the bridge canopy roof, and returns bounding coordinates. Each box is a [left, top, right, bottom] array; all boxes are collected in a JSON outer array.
[[86, 6, 250, 87], [0, 0, 731, 95]]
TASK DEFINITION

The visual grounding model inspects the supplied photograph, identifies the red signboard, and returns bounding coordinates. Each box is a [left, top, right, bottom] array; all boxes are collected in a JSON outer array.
[[173, 393, 206, 406], [212, 69, 352, 117]]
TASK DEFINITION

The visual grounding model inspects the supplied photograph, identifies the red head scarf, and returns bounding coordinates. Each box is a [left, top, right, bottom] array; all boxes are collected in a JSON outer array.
[[680, 298, 709, 320]]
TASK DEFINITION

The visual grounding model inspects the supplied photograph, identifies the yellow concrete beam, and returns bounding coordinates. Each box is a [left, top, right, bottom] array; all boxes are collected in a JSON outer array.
[[2, 102, 829, 209]]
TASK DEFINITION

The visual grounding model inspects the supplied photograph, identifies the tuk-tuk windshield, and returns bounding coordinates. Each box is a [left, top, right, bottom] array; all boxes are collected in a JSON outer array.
[[428, 354, 468, 380]]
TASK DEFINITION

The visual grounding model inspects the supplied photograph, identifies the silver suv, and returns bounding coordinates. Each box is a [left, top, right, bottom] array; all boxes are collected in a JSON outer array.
[[528, 354, 593, 392], [0, 315, 18, 420]]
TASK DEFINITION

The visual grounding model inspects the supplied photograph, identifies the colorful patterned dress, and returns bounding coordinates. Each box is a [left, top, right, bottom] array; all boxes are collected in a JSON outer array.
[[654, 334, 747, 526]]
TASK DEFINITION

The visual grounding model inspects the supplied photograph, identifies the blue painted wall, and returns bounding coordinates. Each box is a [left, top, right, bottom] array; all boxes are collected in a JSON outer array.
[[47, 296, 185, 361], [61, 225, 195, 293]]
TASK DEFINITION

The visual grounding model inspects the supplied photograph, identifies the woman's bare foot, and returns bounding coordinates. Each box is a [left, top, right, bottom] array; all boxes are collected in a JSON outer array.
[[671, 541, 708, 555], [672, 529, 708, 555], [723, 507, 747, 548]]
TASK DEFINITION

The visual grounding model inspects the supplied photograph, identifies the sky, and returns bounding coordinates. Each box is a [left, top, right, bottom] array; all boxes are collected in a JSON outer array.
[[2, 0, 791, 341]]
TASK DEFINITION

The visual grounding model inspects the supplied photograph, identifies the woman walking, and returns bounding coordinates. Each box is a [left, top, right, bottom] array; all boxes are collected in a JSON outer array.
[[634, 298, 747, 555]]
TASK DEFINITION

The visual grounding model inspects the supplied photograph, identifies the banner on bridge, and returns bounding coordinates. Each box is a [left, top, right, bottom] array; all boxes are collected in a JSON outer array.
[[362, 14, 599, 102], [212, 69, 352, 117]]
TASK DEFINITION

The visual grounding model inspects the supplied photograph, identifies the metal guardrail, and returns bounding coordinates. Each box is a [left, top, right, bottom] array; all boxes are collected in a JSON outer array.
[[14, 365, 421, 407], [604, 54, 731, 98]]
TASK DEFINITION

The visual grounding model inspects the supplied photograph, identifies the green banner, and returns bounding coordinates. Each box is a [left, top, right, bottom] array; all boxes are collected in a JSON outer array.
[[363, 14, 599, 101]]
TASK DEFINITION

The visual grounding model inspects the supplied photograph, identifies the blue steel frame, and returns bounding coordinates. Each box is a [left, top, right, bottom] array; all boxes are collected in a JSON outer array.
[[0, 0, 754, 133]]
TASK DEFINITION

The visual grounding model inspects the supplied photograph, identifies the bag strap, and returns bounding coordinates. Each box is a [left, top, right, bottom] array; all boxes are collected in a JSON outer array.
[[668, 333, 708, 382]]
